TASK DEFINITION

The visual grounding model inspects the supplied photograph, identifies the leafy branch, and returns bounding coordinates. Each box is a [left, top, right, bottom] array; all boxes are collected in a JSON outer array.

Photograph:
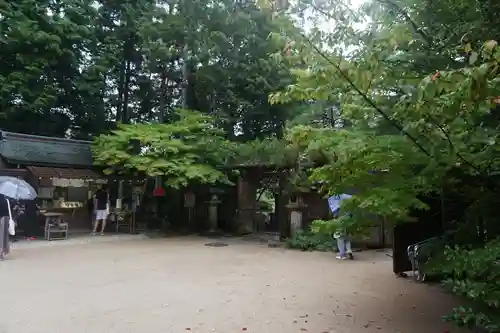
[[297, 28, 494, 184], [299, 31, 433, 157]]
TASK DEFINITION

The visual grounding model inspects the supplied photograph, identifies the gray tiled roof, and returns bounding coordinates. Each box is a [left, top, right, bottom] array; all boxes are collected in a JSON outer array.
[[0, 131, 93, 167]]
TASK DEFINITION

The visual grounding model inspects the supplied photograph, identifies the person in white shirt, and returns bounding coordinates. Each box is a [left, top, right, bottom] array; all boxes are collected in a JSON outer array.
[[92, 186, 110, 236]]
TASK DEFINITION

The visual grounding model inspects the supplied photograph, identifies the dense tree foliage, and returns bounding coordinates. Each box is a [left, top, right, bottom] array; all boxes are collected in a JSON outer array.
[[0, 0, 294, 141], [1, 0, 299, 188], [265, 0, 500, 330], [92, 108, 295, 186], [92, 109, 235, 187]]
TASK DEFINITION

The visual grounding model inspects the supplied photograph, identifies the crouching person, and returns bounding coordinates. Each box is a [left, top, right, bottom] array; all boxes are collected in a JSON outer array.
[[328, 193, 354, 260], [334, 228, 353, 260]]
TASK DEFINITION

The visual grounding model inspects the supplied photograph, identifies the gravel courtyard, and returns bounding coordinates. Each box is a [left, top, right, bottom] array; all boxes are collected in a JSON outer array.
[[0, 236, 468, 333]]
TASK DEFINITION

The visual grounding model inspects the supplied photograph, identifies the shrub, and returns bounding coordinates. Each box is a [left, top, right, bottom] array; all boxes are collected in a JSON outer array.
[[425, 239, 500, 332], [286, 229, 334, 251]]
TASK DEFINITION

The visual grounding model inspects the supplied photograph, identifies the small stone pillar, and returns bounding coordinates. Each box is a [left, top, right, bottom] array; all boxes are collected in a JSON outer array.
[[285, 196, 307, 237], [206, 194, 221, 235]]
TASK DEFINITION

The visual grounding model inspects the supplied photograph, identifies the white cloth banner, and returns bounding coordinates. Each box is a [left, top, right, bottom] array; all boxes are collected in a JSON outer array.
[[52, 178, 86, 187]]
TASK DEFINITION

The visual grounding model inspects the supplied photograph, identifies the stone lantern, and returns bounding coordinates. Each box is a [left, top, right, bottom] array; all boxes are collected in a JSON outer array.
[[285, 195, 307, 236], [206, 194, 221, 235]]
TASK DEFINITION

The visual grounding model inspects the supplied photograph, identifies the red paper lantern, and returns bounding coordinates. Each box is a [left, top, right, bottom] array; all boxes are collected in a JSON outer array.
[[152, 186, 166, 197]]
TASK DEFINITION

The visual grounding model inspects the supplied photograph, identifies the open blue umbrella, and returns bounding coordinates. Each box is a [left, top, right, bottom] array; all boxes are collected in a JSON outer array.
[[0, 176, 37, 200]]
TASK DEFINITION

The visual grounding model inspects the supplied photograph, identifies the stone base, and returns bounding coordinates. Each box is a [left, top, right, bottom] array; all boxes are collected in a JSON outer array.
[[235, 226, 253, 236], [201, 228, 225, 237], [268, 241, 284, 248]]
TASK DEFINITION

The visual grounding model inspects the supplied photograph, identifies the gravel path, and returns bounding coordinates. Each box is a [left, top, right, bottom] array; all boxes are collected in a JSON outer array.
[[0, 236, 469, 333]]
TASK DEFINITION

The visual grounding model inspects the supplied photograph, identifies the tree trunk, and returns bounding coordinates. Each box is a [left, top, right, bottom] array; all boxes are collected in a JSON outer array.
[[181, 44, 189, 109]]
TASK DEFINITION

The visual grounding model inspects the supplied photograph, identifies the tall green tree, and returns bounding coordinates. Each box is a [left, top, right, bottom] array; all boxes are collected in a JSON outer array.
[[266, 0, 500, 329], [267, 0, 500, 222], [0, 0, 98, 136], [1, 0, 296, 141]]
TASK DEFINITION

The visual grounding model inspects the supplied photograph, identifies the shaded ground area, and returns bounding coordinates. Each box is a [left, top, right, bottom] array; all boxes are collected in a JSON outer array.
[[0, 236, 469, 333]]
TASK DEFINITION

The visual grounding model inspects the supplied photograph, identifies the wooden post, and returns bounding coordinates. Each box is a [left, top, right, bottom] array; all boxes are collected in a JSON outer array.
[[236, 170, 257, 234], [276, 170, 289, 239]]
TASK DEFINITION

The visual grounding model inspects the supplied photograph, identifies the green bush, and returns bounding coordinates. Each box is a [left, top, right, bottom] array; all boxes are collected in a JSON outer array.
[[286, 229, 334, 251], [425, 239, 500, 332]]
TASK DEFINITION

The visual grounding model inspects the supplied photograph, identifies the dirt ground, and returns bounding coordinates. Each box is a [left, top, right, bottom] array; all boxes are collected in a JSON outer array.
[[0, 236, 469, 333]]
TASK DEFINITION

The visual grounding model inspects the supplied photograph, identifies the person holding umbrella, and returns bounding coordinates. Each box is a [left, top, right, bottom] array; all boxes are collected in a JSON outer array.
[[0, 194, 12, 259], [0, 176, 37, 260], [19, 200, 38, 240]]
